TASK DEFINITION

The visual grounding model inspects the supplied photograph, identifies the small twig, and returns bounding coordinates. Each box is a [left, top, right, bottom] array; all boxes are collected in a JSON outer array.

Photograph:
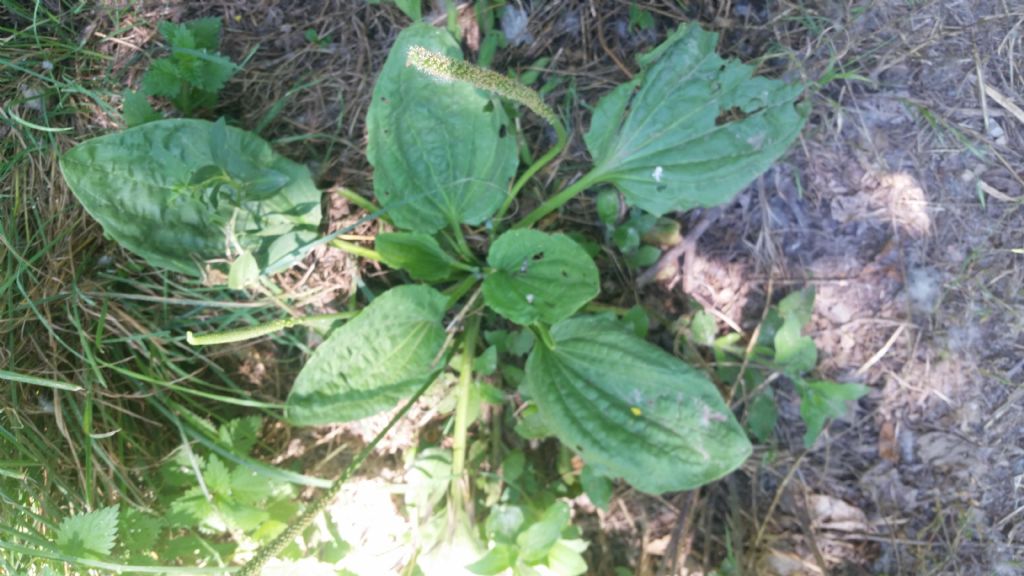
[[659, 490, 699, 576], [636, 208, 722, 289]]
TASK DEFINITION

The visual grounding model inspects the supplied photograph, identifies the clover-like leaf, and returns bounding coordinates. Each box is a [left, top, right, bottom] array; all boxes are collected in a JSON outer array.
[[585, 23, 807, 215], [285, 285, 448, 425], [60, 119, 321, 278], [366, 23, 518, 232], [525, 316, 751, 494], [483, 229, 599, 325]]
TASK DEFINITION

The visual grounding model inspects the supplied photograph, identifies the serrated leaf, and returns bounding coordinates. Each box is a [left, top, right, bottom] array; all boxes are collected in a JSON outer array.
[[525, 316, 751, 494], [579, 465, 613, 510], [187, 51, 237, 94], [119, 508, 164, 556], [229, 465, 276, 505], [367, 23, 518, 232], [60, 119, 321, 277], [483, 229, 600, 325], [56, 504, 119, 558], [169, 487, 215, 527], [797, 379, 869, 448], [584, 23, 807, 215], [517, 501, 569, 563], [185, 17, 222, 51], [218, 415, 263, 455], [122, 90, 161, 128], [376, 232, 459, 282], [467, 544, 515, 575], [285, 285, 448, 425], [142, 58, 183, 98], [203, 454, 232, 497]]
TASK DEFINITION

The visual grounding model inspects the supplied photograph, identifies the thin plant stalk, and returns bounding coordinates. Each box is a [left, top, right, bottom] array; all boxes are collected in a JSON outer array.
[[450, 311, 481, 512], [186, 312, 357, 346], [329, 238, 384, 262], [514, 170, 602, 230]]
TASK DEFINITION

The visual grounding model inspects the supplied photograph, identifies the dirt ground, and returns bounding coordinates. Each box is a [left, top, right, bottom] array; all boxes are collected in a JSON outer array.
[[83, 0, 1024, 574]]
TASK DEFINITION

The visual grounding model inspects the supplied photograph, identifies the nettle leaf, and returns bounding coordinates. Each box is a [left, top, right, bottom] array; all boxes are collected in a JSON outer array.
[[367, 23, 518, 232], [184, 17, 222, 52], [525, 316, 751, 494], [483, 229, 599, 325], [376, 232, 458, 282], [218, 415, 263, 455], [286, 285, 448, 425], [119, 508, 164, 556], [60, 119, 321, 278], [584, 23, 807, 215], [56, 504, 119, 558], [122, 90, 161, 128]]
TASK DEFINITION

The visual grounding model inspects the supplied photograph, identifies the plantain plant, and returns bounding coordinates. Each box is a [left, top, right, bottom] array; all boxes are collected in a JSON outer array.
[[60, 20, 808, 575]]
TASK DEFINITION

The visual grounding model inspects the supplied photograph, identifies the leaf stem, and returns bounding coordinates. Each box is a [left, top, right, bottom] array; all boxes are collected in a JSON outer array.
[[514, 169, 602, 230], [450, 311, 481, 512], [495, 119, 567, 228], [330, 238, 384, 262], [186, 312, 357, 346], [334, 187, 392, 224], [444, 275, 480, 309]]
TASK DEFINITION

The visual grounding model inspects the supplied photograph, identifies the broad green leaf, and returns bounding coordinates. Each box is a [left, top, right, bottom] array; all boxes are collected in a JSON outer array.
[[60, 119, 321, 277], [746, 389, 778, 443], [596, 189, 620, 225], [516, 501, 570, 563], [467, 544, 515, 575], [774, 318, 817, 374], [376, 232, 459, 282], [691, 310, 718, 346], [367, 23, 518, 232], [778, 287, 815, 326], [285, 285, 447, 425], [584, 23, 807, 215], [546, 539, 589, 576], [579, 465, 613, 510], [486, 504, 526, 544], [228, 249, 259, 289], [525, 316, 751, 494], [483, 229, 599, 325], [797, 379, 869, 448], [56, 504, 119, 558]]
